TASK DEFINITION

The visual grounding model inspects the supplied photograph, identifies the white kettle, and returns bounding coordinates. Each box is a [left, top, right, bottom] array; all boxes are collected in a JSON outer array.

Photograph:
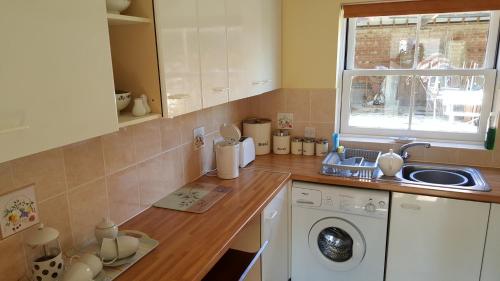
[[378, 149, 403, 177]]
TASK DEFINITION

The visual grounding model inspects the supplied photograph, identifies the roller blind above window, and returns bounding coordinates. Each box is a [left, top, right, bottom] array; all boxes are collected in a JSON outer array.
[[343, 0, 500, 18]]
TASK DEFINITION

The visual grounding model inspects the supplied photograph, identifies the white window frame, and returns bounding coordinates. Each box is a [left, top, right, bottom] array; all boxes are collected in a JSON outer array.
[[340, 11, 500, 143]]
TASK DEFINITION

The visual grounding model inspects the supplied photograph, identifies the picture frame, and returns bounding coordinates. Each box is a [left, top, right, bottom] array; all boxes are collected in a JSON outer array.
[[0, 184, 39, 239]]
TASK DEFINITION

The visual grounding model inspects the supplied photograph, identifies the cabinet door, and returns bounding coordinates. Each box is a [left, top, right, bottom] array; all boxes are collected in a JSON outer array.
[[258, 0, 281, 94], [226, 0, 281, 102], [386, 193, 489, 281], [481, 203, 500, 281], [198, 0, 229, 109], [0, 0, 117, 163], [155, 0, 203, 118], [261, 183, 289, 281]]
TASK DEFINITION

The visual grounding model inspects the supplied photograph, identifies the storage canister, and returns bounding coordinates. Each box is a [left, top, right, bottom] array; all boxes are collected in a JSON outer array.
[[315, 138, 329, 157], [243, 118, 272, 155], [273, 130, 290, 154], [302, 138, 316, 156], [291, 137, 303, 155]]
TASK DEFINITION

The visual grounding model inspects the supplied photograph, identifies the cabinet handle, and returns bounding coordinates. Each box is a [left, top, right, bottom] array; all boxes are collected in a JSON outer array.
[[168, 94, 191, 100], [238, 240, 269, 281], [252, 80, 268, 85], [296, 199, 314, 205], [0, 125, 29, 135], [212, 87, 229, 93], [266, 210, 278, 220], [400, 203, 421, 210]]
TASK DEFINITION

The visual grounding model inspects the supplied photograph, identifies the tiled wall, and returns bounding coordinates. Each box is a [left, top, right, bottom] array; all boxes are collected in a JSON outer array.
[[0, 97, 256, 281], [250, 88, 336, 141], [257, 88, 500, 168]]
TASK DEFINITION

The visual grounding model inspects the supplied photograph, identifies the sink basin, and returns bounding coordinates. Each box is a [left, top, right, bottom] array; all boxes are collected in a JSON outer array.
[[408, 170, 468, 186], [394, 164, 490, 192]]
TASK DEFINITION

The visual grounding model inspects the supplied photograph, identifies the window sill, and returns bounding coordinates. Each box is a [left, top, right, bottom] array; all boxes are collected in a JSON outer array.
[[341, 135, 487, 151]]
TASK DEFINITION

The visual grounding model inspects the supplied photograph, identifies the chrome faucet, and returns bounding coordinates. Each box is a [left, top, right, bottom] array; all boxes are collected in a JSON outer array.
[[398, 142, 431, 162]]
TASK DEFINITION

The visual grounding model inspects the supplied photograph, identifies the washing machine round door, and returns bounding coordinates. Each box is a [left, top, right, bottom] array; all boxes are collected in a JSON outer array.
[[308, 217, 366, 271]]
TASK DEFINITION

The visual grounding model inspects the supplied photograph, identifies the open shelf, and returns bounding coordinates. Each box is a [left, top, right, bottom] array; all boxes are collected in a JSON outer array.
[[107, 13, 151, 25], [118, 112, 161, 128], [202, 249, 256, 281]]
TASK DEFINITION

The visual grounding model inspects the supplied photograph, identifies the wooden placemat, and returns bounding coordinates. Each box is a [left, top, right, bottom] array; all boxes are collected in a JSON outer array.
[[153, 182, 232, 213]]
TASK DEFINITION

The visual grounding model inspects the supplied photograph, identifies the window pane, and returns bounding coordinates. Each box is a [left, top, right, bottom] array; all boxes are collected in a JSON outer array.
[[412, 75, 485, 133], [354, 16, 417, 69], [348, 75, 412, 129], [417, 12, 491, 69]]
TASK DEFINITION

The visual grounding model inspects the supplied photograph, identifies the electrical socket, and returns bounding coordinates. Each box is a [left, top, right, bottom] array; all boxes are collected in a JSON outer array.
[[304, 127, 316, 138], [193, 126, 205, 150]]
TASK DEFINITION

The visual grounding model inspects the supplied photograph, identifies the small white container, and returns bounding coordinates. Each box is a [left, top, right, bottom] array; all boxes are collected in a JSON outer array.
[[132, 98, 147, 117], [315, 139, 329, 157], [273, 130, 290, 154], [291, 137, 303, 155], [302, 138, 315, 156], [243, 118, 272, 155]]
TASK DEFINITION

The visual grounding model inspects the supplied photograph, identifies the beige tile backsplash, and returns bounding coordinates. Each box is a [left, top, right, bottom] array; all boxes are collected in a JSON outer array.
[[0, 97, 256, 280], [253, 88, 336, 141], [257, 88, 500, 168]]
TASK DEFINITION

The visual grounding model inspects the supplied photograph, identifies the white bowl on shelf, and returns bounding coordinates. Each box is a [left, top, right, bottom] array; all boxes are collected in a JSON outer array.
[[106, 0, 131, 14], [115, 90, 131, 112]]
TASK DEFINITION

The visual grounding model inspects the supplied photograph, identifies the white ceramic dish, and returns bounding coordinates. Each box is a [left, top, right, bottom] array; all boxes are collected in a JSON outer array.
[[115, 91, 131, 112], [106, 0, 131, 14]]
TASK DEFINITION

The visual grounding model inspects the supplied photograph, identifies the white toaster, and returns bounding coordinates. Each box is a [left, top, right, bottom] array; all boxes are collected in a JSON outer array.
[[239, 137, 256, 168]]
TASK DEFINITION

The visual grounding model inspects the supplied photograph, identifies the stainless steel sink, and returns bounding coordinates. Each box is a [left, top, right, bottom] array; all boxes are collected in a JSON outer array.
[[391, 163, 490, 192]]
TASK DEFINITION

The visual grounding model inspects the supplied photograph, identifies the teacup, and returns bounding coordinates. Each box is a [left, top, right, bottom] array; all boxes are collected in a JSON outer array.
[[78, 254, 102, 278], [100, 235, 139, 264], [62, 262, 93, 281]]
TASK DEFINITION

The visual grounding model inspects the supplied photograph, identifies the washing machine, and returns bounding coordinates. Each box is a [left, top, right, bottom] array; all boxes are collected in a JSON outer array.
[[291, 181, 389, 281]]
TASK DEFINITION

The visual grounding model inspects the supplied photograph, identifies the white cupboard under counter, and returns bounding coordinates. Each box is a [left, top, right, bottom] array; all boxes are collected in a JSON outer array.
[[386, 192, 490, 281]]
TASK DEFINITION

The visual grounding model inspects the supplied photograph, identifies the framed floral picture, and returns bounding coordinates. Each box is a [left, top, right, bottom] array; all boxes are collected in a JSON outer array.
[[0, 184, 39, 239], [277, 112, 293, 129]]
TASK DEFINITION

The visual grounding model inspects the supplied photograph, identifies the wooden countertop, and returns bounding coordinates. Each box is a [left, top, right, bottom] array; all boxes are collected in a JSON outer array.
[[248, 154, 500, 203], [117, 169, 290, 281], [116, 153, 500, 281]]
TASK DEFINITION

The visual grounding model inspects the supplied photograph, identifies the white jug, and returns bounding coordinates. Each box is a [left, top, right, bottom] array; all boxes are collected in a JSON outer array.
[[378, 149, 403, 177]]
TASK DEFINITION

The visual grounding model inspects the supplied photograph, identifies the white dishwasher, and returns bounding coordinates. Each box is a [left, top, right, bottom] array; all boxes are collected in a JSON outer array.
[[386, 192, 490, 281]]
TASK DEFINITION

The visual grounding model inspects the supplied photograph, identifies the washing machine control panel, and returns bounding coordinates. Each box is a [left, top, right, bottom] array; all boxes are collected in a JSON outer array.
[[292, 182, 389, 218]]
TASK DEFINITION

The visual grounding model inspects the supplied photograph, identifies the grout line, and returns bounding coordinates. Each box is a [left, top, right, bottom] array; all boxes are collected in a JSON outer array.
[[66, 176, 106, 193], [308, 89, 312, 123], [38, 190, 69, 204], [60, 147, 77, 249], [100, 137, 112, 222]]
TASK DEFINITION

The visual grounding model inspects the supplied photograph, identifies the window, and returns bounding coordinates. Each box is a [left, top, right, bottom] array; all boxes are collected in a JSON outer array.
[[341, 11, 500, 142]]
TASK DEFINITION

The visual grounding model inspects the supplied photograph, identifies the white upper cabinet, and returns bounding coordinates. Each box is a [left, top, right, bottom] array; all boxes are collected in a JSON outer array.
[[155, 0, 281, 117], [226, 0, 281, 101], [0, 0, 117, 163], [198, 0, 230, 108], [155, 0, 203, 118]]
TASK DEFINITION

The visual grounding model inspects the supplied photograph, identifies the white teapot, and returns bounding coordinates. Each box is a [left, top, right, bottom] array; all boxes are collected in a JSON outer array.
[[378, 149, 403, 177]]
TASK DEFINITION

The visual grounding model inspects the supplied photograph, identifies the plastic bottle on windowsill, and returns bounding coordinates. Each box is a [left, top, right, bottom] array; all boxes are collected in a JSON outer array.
[[485, 112, 497, 150]]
